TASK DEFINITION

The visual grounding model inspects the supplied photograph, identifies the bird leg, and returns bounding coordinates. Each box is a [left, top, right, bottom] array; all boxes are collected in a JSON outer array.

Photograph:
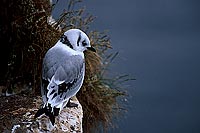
[[66, 98, 78, 107]]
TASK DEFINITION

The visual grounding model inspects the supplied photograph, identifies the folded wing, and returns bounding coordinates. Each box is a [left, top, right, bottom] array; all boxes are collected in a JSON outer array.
[[41, 46, 85, 108]]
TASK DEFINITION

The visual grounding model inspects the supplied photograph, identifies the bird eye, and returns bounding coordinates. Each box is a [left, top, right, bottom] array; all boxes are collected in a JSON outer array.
[[82, 40, 87, 46]]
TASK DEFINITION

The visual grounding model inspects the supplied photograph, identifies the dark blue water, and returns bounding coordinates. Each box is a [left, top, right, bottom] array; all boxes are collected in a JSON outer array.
[[52, 0, 200, 132]]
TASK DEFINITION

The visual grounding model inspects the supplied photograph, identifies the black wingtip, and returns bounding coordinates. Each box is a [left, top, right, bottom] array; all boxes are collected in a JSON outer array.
[[34, 106, 59, 126], [49, 113, 56, 126], [34, 108, 46, 119]]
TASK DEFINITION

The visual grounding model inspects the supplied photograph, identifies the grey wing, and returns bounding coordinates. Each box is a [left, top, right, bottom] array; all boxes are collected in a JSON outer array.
[[41, 47, 85, 106]]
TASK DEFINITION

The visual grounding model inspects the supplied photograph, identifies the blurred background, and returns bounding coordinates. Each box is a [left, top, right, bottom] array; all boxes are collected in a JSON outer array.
[[52, 0, 200, 132]]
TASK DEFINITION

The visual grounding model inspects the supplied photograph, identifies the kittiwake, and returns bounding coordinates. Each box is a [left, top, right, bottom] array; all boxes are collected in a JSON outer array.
[[34, 29, 96, 125]]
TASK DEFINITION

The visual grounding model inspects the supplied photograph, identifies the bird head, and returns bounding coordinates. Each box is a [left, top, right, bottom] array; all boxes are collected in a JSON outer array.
[[60, 29, 96, 52]]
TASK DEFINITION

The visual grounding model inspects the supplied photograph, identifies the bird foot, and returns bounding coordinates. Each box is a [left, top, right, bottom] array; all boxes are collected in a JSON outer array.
[[66, 99, 78, 108]]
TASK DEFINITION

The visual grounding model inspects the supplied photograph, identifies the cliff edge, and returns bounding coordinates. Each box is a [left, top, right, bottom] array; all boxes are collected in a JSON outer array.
[[0, 93, 83, 133]]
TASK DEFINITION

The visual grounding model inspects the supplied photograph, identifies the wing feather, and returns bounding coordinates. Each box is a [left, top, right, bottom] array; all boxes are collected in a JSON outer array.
[[41, 45, 85, 108]]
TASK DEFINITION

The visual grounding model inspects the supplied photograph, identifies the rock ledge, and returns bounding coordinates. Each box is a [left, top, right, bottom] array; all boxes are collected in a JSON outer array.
[[11, 96, 83, 133]]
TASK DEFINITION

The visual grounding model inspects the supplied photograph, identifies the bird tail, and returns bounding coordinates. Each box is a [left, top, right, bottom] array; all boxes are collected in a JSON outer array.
[[34, 105, 60, 125]]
